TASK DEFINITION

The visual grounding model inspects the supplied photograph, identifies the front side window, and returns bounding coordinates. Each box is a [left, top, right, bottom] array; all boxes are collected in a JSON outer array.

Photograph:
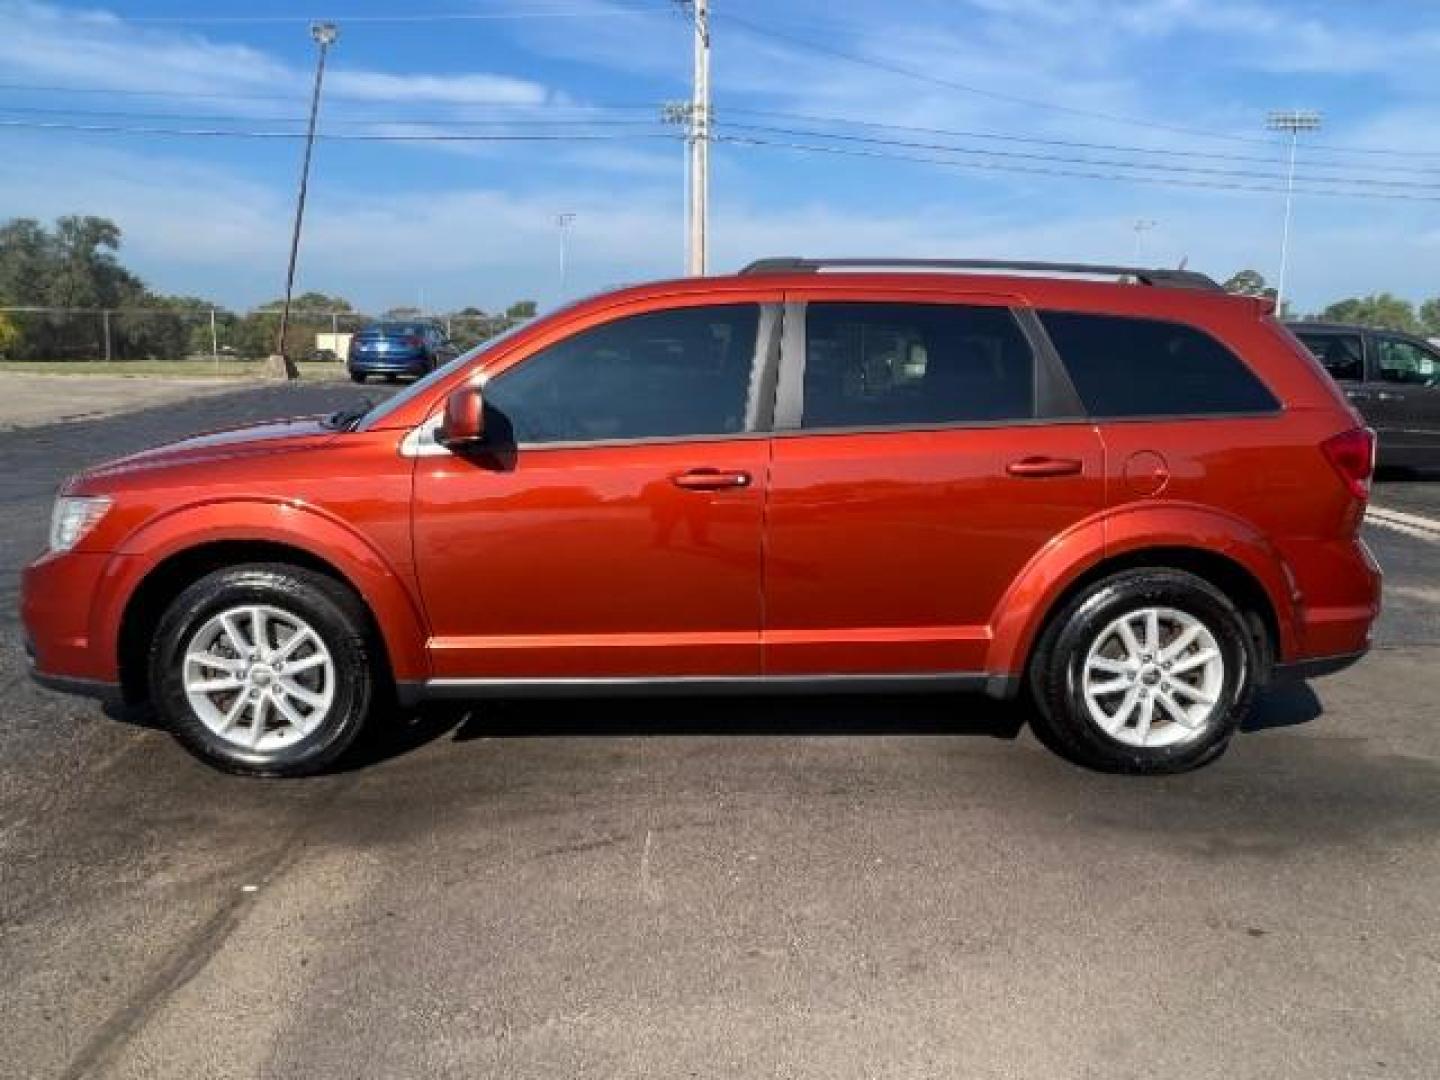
[[801, 302, 1035, 429], [1375, 336, 1440, 387], [1040, 311, 1278, 417], [485, 304, 761, 443], [1296, 332, 1364, 382]]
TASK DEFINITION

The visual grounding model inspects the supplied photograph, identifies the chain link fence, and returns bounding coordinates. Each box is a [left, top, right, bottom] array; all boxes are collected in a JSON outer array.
[[0, 306, 519, 365]]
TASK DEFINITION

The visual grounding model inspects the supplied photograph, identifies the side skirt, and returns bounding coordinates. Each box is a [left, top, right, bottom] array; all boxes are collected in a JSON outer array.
[[396, 673, 1022, 708]]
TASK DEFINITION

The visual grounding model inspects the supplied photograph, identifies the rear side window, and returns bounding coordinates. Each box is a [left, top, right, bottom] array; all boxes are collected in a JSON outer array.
[[1295, 332, 1364, 382], [802, 302, 1035, 429], [1040, 311, 1279, 417]]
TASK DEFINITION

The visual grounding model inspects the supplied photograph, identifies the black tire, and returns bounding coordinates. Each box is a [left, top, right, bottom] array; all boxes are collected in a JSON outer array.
[[350, 372, 367, 384], [1028, 569, 1259, 774], [149, 564, 375, 777]]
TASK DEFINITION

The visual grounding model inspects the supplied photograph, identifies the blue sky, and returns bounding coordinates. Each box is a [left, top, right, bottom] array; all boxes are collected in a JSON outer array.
[[0, 0, 1437, 315]]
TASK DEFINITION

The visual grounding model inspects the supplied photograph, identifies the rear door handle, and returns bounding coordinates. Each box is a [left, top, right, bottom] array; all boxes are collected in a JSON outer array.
[[1376, 391, 1404, 402], [1344, 389, 1372, 402], [1006, 456, 1083, 478], [671, 468, 752, 491]]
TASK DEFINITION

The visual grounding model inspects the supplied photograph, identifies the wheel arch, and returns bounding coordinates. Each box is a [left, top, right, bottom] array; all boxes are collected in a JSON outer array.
[[109, 521, 429, 707], [987, 508, 1298, 687]]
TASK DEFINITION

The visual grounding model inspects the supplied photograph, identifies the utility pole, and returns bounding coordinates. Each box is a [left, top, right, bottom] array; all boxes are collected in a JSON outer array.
[[681, 0, 710, 276], [273, 21, 338, 380], [1266, 109, 1321, 315], [1131, 219, 1157, 264], [555, 212, 576, 299]]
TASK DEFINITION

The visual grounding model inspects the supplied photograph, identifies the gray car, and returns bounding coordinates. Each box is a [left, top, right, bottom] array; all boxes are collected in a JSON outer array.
[[1288, 321, 1440, 470]]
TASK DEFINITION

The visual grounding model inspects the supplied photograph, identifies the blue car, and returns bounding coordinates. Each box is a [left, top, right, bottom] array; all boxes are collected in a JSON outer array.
[[347, 320, 458, 383]]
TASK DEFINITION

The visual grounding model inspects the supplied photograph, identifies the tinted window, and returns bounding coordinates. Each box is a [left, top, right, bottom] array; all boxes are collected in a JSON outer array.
[[1375, 336, 1440, 387], [366, 322, 429, 337], [802, 303, 1034, 428], [486, 304, 759, 443], [1296, 332, 1364, 382], [1040, 311, 1278, 417]]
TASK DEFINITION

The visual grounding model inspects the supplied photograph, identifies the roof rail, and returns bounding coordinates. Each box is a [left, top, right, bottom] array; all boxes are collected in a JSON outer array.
[[738, 257, 1222, 292]]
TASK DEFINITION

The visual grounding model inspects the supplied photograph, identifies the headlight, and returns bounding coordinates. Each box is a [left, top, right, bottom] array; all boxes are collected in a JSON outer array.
[[49, 495, 113, 552]]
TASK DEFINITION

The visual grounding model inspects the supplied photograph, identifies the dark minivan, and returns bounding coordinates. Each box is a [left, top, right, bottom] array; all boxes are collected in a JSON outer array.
[[1290, 321, 1440, 469], [348, 320, 458, 383]]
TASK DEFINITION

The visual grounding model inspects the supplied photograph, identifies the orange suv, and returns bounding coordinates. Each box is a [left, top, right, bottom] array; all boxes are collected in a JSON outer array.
[[21, 258, 1381, 776]]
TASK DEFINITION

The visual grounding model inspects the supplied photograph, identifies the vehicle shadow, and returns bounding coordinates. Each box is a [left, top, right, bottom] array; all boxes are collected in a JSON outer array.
[[1375, 466, 1440, 483], [344, 679, 1325, 770]]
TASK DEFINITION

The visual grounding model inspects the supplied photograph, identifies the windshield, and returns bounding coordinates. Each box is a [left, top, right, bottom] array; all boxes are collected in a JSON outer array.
[[354, 320, 533, 431]]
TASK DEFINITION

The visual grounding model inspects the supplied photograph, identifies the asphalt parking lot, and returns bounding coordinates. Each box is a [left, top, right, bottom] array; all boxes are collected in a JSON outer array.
[[2, 382, 1438, 1079]]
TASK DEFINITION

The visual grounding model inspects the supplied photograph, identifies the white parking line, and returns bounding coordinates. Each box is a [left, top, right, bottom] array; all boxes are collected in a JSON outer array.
[[1366, 504, 1440, 545]]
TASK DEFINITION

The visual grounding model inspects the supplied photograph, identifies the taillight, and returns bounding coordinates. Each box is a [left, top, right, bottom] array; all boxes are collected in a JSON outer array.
[[1321, 427, 1376, 500]]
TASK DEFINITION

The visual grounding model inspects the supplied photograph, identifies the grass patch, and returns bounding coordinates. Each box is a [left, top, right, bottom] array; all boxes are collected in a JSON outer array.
[[0, 360, 346, 379]]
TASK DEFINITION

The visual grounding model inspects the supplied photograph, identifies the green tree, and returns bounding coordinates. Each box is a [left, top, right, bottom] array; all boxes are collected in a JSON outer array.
[[1420, 297, 1440, 338], [233, 292, 356, 358], [1319, 293, 1420, 333], [1222, 268, 1275, 299], [0, 310, 20, 357], [505, 299, 538, 320]]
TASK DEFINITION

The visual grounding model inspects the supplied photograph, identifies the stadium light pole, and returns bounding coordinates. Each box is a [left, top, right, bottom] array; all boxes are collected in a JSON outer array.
[[1131, 218, 1157, 264], [555, 212, 576, 299], [1266, 109, 1321, 314], [274, 21, 339, 380]]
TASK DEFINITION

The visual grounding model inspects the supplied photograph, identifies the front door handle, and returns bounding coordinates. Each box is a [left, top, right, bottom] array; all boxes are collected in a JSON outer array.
[[671, 468, 752, 491], [1345, 389, 1372, 402], [1006, 456, 1083, 478], [1377, 390, 1404, 402]]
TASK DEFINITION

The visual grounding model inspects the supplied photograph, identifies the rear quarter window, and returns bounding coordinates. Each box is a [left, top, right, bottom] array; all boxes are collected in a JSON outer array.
[[1040, 311, 1279, 418]]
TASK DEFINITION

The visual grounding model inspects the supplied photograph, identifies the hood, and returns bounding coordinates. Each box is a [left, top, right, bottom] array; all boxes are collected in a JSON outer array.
[[78, 416, 338, 485]]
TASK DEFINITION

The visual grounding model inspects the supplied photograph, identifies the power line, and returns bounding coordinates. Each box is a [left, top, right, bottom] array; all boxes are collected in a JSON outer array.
[[716, 121, 1440, 192], [5, 75, 1439, 166], [9, 5, 672, 24], [0, 80, 660, 110], [715, 132, 1440, 204], [0, 117, 682, 143], [714, 10, 1440, 161], [715, 105, 1440, 175], [714, 10, 1281, 148], [0, 102, 665, 128]]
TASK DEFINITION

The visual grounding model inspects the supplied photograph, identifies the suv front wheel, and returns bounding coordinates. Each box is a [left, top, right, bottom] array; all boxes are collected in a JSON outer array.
[[1029, 569, 1259, 774], [149, 564, 375, 776]]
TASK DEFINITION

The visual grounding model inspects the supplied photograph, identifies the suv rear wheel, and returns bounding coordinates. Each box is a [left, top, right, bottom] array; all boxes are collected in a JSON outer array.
[[1029, 569, 1259, 773], [149, 564, 375, 777]]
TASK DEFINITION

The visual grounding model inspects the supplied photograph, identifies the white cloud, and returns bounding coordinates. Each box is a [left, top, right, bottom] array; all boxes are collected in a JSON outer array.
[[328, 72, 548, 107], [0, 1, 555, 109]]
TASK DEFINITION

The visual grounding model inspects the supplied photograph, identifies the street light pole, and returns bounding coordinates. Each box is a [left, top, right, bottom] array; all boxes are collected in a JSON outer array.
[[555, 212, 576, 299], [1132, 218, 1157, 264], [274, 21, 338, 380], [1266, 109, 1321, 315]]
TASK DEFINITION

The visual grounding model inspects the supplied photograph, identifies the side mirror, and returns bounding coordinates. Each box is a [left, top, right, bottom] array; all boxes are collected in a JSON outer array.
[[437, 385, 485, 450]]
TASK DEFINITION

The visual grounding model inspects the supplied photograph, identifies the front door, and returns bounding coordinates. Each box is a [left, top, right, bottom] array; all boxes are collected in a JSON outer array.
[[412, 301, 777, 680], [762, 295, 1105, 675]]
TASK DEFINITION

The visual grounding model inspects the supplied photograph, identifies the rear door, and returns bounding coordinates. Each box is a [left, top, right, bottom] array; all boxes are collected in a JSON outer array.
[[1293, 328, 1371, 417], [1372, 333, 1440, 466], [761, 293, 1105, 676]]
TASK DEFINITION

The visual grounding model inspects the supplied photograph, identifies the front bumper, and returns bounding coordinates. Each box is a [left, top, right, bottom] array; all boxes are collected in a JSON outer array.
[[20, 549, 122, 703], [1273, 648, 1369, 682]]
